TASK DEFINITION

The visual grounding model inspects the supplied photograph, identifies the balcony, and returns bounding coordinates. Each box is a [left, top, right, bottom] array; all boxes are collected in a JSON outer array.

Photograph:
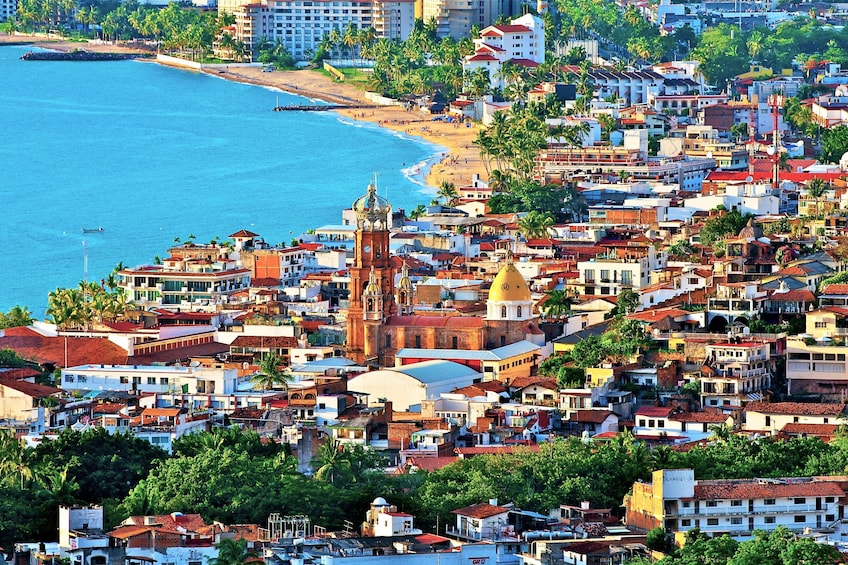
[[672, 504, 823, 517]]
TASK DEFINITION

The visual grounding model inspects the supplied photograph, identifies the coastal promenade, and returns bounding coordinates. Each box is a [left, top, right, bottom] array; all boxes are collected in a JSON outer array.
[[0, 34, 487, 190]]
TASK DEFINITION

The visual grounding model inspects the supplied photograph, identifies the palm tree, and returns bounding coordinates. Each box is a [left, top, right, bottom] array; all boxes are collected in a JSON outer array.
[[312, 438, 351, 483], [437, 181, 459, 207], [805, 178, 829, 219], [210, 538, 258, 565], [0, 429, 35, 489], [518, 211, 556, 240], [408, 204, 427, 220], [250, 352, 292, 391], [543, 289, 573, 319]]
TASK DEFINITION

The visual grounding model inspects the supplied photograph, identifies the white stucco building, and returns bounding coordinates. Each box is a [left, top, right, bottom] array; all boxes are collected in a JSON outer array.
[[348, 360, 481, 411]]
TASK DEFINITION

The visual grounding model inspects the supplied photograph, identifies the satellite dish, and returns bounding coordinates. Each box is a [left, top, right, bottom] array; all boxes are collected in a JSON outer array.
[[190, 361, 201, 367], [767, 146, 775, 155], [706, 151, 713, 159], [746, 175, 753, 183]]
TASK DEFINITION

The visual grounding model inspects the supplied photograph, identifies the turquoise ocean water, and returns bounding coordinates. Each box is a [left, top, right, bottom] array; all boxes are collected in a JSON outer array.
[[1, 46, 442, 316]]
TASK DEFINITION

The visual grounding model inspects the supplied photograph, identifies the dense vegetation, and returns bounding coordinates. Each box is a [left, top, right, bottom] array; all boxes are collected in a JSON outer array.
[[8, 425, 848, 555]]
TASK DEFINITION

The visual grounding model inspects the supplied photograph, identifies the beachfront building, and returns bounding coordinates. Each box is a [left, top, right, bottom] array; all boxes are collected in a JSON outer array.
[[463, 14, 545, 90], [229, 0, 415, 61], [0, 0, 15, 22], [421, 0, 512, 39], [117, 257, 250, 311]]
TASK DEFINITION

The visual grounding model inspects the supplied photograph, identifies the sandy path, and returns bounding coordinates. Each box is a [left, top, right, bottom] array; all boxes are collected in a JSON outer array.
[[2, 34, 489, 192]]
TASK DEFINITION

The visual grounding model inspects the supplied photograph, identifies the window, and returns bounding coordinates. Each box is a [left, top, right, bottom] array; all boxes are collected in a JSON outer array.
[[827, 514, 836, 522], [730, 517, 742, 525], [452, 336, 458, 349], [826, 497, 836, 503], [794, 515, 806, 523], [707, 518, 719, 526], [385, 334, 391, 349], [64, 375, 74, 382], [147, 377, 156, 385], [639, 419, 646, 427], [132, 376, 141, 385], [765, 516, 775, 524], [731, 500, 742, 507], [160, 378, 169, 385], [415, 335, 421, 348], [585, 269, 595, 282], [764, 499, 775, 505], [682, 501, 690, 508], [681, 519, 691, 527], [120, 376, 129, 384], [517, 306, 522, 317], [706, 501, 717, 507], [794, 498, 806, 505], [501, 306, 507, 318]]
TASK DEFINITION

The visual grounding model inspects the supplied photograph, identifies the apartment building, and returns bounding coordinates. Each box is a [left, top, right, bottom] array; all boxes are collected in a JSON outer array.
[[422, 0, 508, 39], [463, 14, 545, 90], [701, 340, 771, 409], [117, 260, 250, 311], [786, 337, 848, 397], [230, 0, 415, 61], [0, 0, 15, 21], [626, 469, 846, 539], [576, 241, 664, 297]]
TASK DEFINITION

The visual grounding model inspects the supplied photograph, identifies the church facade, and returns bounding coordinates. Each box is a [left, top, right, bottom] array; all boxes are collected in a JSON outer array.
[[345, 181, 544, 368]]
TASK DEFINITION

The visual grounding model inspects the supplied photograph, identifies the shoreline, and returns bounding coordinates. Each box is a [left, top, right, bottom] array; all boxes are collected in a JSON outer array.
[[0, 33, 488, 190]]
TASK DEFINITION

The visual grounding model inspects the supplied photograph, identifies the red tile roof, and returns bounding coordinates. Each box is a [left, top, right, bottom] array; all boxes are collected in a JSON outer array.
[[694, 480, 844, 501], [745, 402, 845, 416], [780, 423, 838, 436], [822, 283, 848, 296], [0, 378, 64, 399], [569, 410, 616, 424], [669, 411, 731, 423], [0, 327, 129, 367], [229, 229, 259, 238], [768, 289, 816, 302], [452, 502, 510, 518], [403, 457, 458, 473], [636, 406, 673, 418]]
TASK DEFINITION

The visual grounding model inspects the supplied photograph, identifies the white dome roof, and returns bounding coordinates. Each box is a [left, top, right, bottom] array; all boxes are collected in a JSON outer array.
[[373, 497, 389, 506]]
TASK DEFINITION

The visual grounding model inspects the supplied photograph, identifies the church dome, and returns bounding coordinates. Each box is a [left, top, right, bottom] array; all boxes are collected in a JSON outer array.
[[489, 261, 531, 302], [352, 179, 391, 230], [738, 218, 763, 240]]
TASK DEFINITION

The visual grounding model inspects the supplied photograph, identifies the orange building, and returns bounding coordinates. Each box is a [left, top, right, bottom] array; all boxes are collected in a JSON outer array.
[[345, 181, 545, 367]]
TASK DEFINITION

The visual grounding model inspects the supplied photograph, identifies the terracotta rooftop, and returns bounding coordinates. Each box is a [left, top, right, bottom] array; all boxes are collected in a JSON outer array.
[[0, 378, 64, 399], [569, 410, 616, 424], [452, 502, 511, 518], [780, 423, 838, 436], [0, 327, 129, 367], [745, 402, 845, 417], [694, 480, 844, 501], [669, 411, 731, 423]]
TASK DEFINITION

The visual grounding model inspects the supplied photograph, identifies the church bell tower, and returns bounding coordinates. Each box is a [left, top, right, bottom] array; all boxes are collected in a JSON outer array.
[[346, 178, 395, 365]]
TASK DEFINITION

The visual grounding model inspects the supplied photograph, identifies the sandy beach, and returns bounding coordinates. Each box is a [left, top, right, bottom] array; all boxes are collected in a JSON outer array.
[[2, 34, 489, 191]]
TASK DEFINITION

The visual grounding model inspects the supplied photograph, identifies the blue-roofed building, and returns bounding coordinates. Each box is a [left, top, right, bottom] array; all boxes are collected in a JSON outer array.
[[348, 360, 482, 411]]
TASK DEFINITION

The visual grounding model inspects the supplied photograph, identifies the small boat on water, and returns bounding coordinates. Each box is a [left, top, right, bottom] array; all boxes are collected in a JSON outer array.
[[82, 227, 104, 234]]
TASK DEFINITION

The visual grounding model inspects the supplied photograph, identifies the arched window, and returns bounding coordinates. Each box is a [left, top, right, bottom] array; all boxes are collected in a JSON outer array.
[[501, 305, 507, 318], [367, 298, 374, 311], [517, 306, 522, 317]]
